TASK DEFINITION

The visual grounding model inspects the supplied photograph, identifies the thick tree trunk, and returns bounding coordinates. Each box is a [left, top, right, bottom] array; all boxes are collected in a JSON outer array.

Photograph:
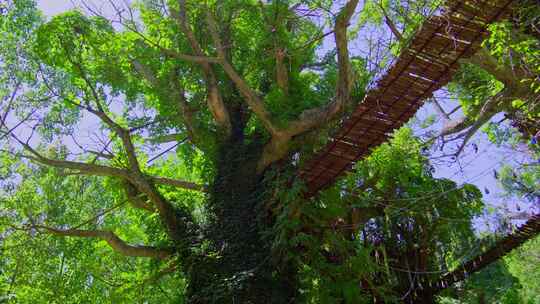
[[185, 135, 297, 303], [409, 291, 436, 304]]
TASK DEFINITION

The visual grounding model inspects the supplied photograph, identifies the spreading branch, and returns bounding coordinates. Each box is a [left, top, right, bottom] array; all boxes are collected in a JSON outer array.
[[19, 139, 199, 240], [284, 0, 359, 137], [257, 0, 360, 172], [437, 47, 538, 156], [157, 47, 221, 64], [206, 9, 281, 137], [5, 135, 205, 193], [63, 59, 144, 174], [14, 138, 130, 179], [36, 225, 173, 259], [170, 0, 232, 135], [439, 92, 504, 156], [334, 0, 359, 105], [464, 48, 530, 88], [377, 1, 404, 42], [260, 3, 289, 94], [112, 4, 230, 136], [65, 61, 200, 241], [146, 133, 185, 144], [132, 57, 220, 148], [430, 97, 450, 120], [123, 181, 155, 212], [150, 176, 206, 192], [275, 48, 289, 94]]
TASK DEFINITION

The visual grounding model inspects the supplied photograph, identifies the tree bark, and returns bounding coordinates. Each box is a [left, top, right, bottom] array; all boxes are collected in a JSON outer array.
[[185, 134, 297, 303]]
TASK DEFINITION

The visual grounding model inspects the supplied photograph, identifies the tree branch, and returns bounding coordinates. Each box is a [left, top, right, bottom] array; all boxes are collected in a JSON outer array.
[[15, 140, 130, 179], [131, 59, 160, 87], [158, 47, 222, 64], [118, 10, 230, 137], [8, 135, 205, 193], [261, 3, 289, 94], [282, 0, 360, 137], [170, 1, 232, 135], [440, 94, 502, 137], [0, 81, 21, 127], [90, 108, 141, 173], [437, 46, 539, 156], [439, 88, 520, 157], [377, 1, 404, 42], [206, 10, 281, 137], [123, 181, 155, 212], [334, 0, 359, 104], [147, 133, 185, 144], [257, 0, 360, 172], [430, 97, 450, 120], [37, 225, 173, 259], [20, 136, 199, 241], [66, 60, 143, 174], [150, 176, 206, 192], [168, 70, 212, 148], [275, 48, 289, 94], [128, 177, 193, 244], [462, 48, 529, 88], [133, 56, 217, 149]]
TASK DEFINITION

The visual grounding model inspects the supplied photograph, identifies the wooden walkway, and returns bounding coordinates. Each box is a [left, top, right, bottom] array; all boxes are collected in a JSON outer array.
[[300, 0, 515, 197], [429, 214, 540, 294]]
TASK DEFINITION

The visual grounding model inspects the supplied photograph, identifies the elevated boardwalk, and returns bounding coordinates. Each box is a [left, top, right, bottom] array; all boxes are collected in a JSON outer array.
[[300, 0, 515, 197], [429, 214, 540, 294]]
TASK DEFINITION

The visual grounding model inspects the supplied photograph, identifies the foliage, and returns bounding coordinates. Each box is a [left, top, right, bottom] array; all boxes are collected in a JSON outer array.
[[271, 128, 485, 303], [0, 160, 185, 302], [504, 236, 540, 304], [0, 0, 538, 303]]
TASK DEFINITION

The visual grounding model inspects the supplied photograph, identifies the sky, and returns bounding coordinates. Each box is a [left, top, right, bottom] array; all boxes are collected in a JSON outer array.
[[31, 0, 537, 230], [36, 0, 74, 16]]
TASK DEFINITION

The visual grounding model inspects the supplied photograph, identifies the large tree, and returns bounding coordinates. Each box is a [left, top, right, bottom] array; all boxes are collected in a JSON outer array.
[[0, 0, 538, 303]]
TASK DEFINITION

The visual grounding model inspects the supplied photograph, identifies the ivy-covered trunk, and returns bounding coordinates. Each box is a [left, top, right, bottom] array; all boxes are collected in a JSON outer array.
[[185, 133, 297, 303], [404, 290, 436, 304]]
